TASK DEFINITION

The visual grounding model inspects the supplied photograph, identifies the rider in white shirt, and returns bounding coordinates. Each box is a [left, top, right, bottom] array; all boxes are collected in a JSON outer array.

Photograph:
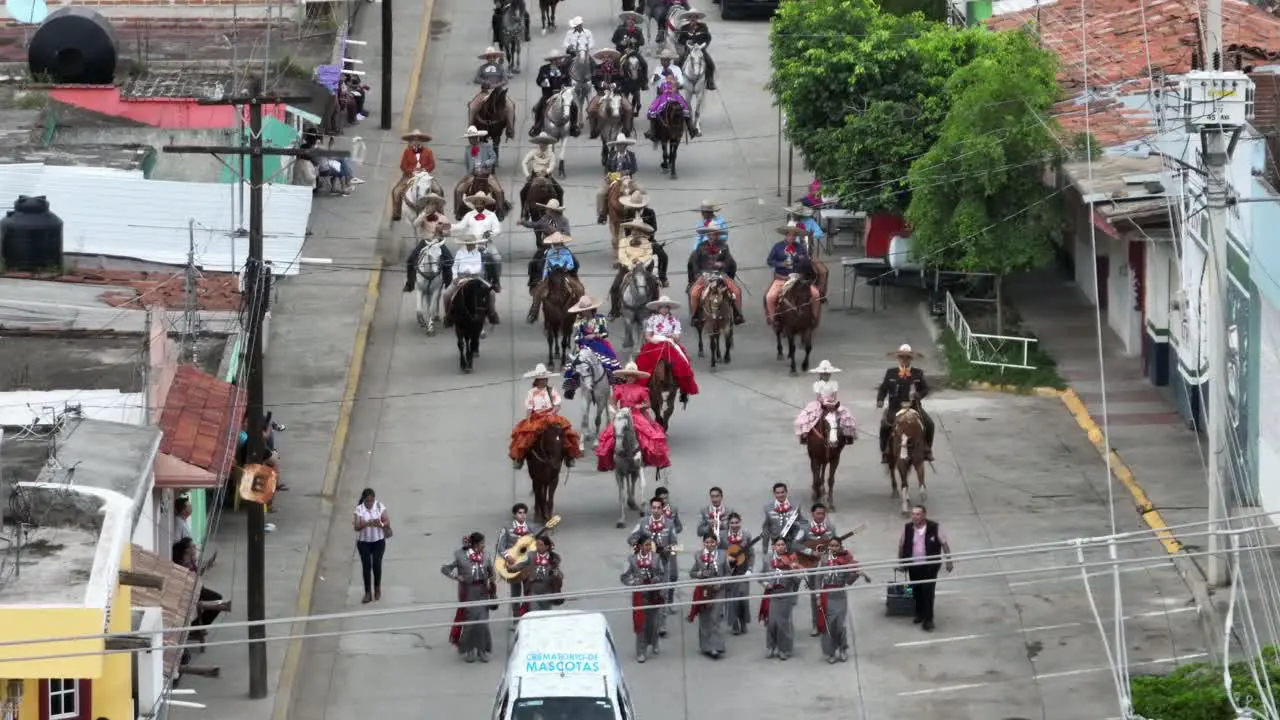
[[443, 234, 501, 326], [563, 17, 595, 55], [650, 51, 686, 92], [451, 193, 504, 292]]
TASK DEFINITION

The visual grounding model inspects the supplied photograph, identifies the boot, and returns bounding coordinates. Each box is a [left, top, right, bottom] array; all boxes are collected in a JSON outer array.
[[643, 128, 655, 141], [404, 275, 415, 292], [528, 121, 543, 138], [732, 305, 745, 325], [565, 457, 576, 467], [489, 309, 502, 325], [512, 458, 523, 469], [685, 118, 700, 138], [527, 300, 540, 324]]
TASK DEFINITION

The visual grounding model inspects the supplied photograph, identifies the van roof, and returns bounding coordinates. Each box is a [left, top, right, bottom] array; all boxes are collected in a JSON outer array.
[[509, 612, 618, 699]]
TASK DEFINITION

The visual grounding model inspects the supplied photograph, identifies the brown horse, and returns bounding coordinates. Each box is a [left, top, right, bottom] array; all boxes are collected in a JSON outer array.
[[453, 173, 507, 221], [774, 275, 818, 375], [522, 175, 560, 244], [805, 410, 846, 511], [889, 405, 928, 515], [651, 102, 684, 179], [528, 424, 565, 522], [469, 87, 516, 163], [605, 176, 635, 254], [648, 358, 679, 430], [693, 278, 733, 370], [538, 0, 563, 33], [540, 270, 583, 366]]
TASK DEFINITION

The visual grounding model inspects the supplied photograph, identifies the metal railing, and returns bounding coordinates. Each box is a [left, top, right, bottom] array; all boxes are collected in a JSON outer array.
[[944, 291, 1040, 370]]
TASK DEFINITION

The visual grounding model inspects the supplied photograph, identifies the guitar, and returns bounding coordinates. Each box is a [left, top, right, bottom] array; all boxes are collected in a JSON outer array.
[[727, 534, 764, 569], [794, 523, 868, 569], [494, 516, 562, 582]]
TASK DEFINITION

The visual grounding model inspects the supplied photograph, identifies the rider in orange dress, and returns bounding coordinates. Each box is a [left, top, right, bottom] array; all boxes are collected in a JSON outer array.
[[634, 295, 699, 405], [510, 363, 583, 469], [595, 362, 672, 471]]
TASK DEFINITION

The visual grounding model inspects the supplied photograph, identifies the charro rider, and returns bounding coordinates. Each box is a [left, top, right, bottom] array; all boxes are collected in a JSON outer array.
[[441, 231, 501, 328], [764, 225, 821, 329], [510, 363, 583, 470], [473, 47, 510, 89], [793, 360, 857, 445], [529, 49, 576, 137], [402, 198, 453, 293], [693, 199, 728, 250], [461, 125, 505, 212], [390, 130, 436, 224], [609, 219, 660, 319], [451, 191, 504, 294], [587, 48, 624, 140], [562, 16, 595, 55], [687, 227, 745, 326], [618, 188, 669, 286], [490, 0, 530, 46], [643, 73, 699, 140], [637, 296, 699, 407], [674, 10, 718, 90], [612, 10, 646, 51], [597, 133, 637, 224], [594, 361, 673, 473], [561, 295, 621, 398], [526, 232, 582, 323], [522, 198, 571, 283], [876, 343, 935, 463], [650, 48, 685, 97], [519, 132, 564, 219]]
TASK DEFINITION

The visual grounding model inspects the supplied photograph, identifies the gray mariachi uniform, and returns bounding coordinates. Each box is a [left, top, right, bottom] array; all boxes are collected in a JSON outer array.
[[815, 553, 860, 659], [688, 548, 730, 655], [510, 550, 562, 614], [759, 550, 801, 656], [440, 547, 495, 658], [495, 522, 533, 601], [696, 503, 734, 542], [719, 529, 756, 633], [761, 501, 807, 551], [628, 514, 680, 629], [795, 519, 837, 633], [620, 551, 668, 659]]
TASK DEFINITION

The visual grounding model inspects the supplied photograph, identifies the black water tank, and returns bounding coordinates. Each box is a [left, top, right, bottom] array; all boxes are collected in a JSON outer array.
[[28, 7, 119, 85], [1, 196, 64, 272]]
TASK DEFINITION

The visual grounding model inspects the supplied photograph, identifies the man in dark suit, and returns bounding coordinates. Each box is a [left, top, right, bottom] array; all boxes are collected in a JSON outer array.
[[897, 505, 953, 632], [876, 343, 935, 462]]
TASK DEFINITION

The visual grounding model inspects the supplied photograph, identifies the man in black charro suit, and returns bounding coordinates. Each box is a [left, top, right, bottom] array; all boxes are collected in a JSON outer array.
[[876, 343, 935, 463]]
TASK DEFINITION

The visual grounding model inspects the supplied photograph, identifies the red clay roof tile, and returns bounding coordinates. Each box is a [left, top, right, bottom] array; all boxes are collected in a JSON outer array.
[[158, 365, 245, 473], [0, 269, 242, 312]]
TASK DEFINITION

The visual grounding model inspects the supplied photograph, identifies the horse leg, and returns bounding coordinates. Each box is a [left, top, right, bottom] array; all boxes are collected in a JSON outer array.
[[916, 460, 927, 503], [545, 472, 559, 521], [669, 141, 679, 180], [826, 452, 839, 512], [696, 324, 705, 358], [546, 329, 555, 366], [615, 470, 629, 528], [810, 455, 823, 505], [710, 332, 719, 370], [776, 328, 784, 361], [887, 459, 899, 499], [458, 333, 469, 372], [788, 333, 798, 376], [801, 330, 813, 373]]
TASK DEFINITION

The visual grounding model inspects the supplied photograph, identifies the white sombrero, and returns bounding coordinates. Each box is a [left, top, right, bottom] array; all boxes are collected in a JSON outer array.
[[543, 232, 572, 245], [698, 199, 722, 212], [619, 10, 643, 22], [464, 190, 496, 208], [657, 48, 679, 61], [682, 9, 707, 21], [530, 132, 558, 145], [569, 16, 584, 25], [621, 218, 655, 235], [608, 132, 636, 146], [462, 125, 490, 139], [786, 203, 815, 217], [402, 129, 432, 142], [455, 232, 488, 245], [809, 360, 841, 374], [536, 198, 566, 212], [614, 361, 651, 380], [645, 295, 681, 311], [568, 295, 601, 313], [893, 343, 921, 359], [619, 190, 650, 209], [479, 46, 505, 59], [544, 48, 567, 61], [594, 48, 621, 62], [523, 363, 555, 379]]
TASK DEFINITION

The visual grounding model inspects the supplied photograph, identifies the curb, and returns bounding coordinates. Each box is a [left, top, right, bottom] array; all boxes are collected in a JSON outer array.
[[269, 0, 435, 717]]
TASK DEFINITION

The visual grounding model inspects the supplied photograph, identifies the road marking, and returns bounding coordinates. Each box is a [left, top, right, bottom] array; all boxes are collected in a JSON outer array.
[[895, 653, 1208, 697], [1006, 561, 1174, 588], [893, 607, 1196, 648]]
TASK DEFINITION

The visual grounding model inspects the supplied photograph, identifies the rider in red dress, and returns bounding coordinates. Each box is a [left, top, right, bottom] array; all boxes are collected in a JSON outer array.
[[596, 362, 672, 471], [634, 295, 699, 404]]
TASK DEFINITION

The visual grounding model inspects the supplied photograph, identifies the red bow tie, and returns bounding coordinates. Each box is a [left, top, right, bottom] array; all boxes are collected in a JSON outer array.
[[468, 551, 484, 563], [776, 502, 791, 514], [512, 524, 528, 536], [637, 555, 652, 568], [534, 553, 551, 566], [702, 552, 716, 564], [471, 146, 480, 156], [475, 213, 486, 220], [811, 523, 827, 535], [648, 520, 665, 534]]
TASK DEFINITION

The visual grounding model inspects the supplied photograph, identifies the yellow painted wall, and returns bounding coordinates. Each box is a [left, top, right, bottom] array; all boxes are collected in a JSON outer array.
[[96, 543, 134, 720]]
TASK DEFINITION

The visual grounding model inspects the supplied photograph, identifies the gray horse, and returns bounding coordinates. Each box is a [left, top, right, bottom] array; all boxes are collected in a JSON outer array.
[[414, 238, 447, 336], [612, 408, 648, 528], [538, 85, 575, 176], [568, 347, 610, 442], [569, 49, 593, 123], [620, 264, 655, 350]]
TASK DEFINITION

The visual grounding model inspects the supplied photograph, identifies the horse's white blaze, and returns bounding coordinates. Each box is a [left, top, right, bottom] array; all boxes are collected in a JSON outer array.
[[824, 411, 838, 447], [899, 436, 909, 460]]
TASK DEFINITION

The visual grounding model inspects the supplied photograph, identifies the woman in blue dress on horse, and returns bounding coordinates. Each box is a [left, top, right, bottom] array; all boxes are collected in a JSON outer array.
[[563, 295, 621, 399]]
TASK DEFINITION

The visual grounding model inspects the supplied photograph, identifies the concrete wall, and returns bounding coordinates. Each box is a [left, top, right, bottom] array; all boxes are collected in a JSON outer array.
[[1066, 202, 1142, 356], [131, 489, 157, 552], [51, 126, 236, 182]]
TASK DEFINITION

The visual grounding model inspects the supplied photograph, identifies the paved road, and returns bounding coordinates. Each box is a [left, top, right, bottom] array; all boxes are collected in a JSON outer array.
[[287, 1, 1207, 718]]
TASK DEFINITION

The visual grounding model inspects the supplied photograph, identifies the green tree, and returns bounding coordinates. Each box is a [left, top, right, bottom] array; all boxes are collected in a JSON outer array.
[[878, 0, 947, 21], [905, 29, 1064, 332]]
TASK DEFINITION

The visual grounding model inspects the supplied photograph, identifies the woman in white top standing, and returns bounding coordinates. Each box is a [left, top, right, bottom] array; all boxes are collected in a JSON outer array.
[[509, 363, 584, 470], [794, 359, 857, 444], [353, 488, 391, 604]]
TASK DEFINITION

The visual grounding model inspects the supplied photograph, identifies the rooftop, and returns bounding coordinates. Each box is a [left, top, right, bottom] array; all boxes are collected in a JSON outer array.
[[0, 335, 147, 393], [0, 142, 155, 172], [1060, 153, 1174, 225], [0, 269, 244, 312], [158, 365, 244, 473]]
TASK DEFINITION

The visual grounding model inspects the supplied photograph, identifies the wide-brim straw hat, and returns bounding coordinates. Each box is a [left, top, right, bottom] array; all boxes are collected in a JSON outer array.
[[646, 295, 681, 311], [402, 129, 432, 142], [593, 48, 621, 62], [462, 125, 490, 139], [682, 9, 707, 21], [699, 199, 722, 212], [657, 48, 679, 61], [536, 198, 566, 212], [618, 10, 643, 22], [608, 133, 636, 146], [619, 190, 650, 209], [530, 132, 558, 145], [892, 343, 921, 359], [809, 360, 841, 374], [569, 16, 584, 25], [569, 295, 601, 313], [776, 224, 808, 236], [614, 361, 651, 379], [479, 46, 505, 59], [455, 233, 488, 245], [464, 191, 496, 208], [621, 218, 655, 235], [786, 203, 815, 217], [544, 48, 567, 61], [543, 232, 572, 245], [423, 191, 446, 201], [523, 363, 555, 379]]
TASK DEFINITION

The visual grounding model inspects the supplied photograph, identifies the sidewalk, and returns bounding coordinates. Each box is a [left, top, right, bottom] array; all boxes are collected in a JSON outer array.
[[168, 2, 432, 719]]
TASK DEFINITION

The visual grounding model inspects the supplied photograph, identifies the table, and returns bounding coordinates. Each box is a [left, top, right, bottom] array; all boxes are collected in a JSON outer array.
[[840, 257, 891, 311]]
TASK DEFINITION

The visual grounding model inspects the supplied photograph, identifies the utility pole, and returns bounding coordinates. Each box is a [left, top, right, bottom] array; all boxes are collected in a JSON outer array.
[[381, 0, 393, 130], [162, 79, 347, 700], [183, 219, 201, 365]]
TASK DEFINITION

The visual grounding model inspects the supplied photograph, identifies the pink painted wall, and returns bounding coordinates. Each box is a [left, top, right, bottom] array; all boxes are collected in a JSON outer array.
[[49, 87, 288, 130], [147, 309, 176, 426]]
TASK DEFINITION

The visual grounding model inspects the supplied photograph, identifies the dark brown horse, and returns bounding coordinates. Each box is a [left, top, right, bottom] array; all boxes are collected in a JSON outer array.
[[469, 87, 516, 163], [694, 278, 733, 370], [889, 404, 927, 515], [805, 409, 846, 511], [775, 276, 817, 375], [541, 270, 583, 366], [648, 358, 679, 430], [522, 175, 559, 247], [453, 174, 508, 221], [538, 0, 563, 33], [528, 424, 565, 522], [651, 102, 684, 179]]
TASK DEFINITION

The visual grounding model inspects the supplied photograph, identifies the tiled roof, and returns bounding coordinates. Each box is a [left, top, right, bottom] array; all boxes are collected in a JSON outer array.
[[158, 365, 244, 473], [0, 269, 243, 311], [130, 544, 200, 679]]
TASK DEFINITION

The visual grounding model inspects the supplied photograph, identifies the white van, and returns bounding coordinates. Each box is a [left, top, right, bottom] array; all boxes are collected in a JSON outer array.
[[493, 610, 635, 720]]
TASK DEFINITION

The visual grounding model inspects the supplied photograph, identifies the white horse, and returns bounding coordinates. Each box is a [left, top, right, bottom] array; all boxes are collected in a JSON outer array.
[[401, 170, 444, 239], [540, 85, 576, 176], [414, 238, 446, 335], [680, 43, 708, 132], [620, 262, 654, 350], [612, 407, 647, 528], [569, 49, 593, 125], [568, 347, 610, 442]]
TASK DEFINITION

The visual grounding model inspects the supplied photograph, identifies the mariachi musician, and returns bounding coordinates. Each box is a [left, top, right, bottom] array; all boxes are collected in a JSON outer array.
[[758, 536, 802, 661], [761, 481, 807, 551], [815, 536, 861, 664], [440, 531, 497, 664], [620, 540, 668, 663], [796, 502, 838, 636], [720, 512, 756, 635], [688, 532, 730, 659], [628, 495, 680, 635], [696, 485, 733, 545], [509, 535, 564, 616], [495, 502, 534, 605]]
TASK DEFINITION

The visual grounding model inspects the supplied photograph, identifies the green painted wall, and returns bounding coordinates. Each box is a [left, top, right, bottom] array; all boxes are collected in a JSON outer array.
[[188, 334, 243, 544], [218, 116, 300, 184]]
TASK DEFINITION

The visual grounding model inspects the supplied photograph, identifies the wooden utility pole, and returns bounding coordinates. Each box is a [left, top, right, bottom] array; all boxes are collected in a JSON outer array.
[[381, 0, 393, 129], [162, 79, 346, 699]]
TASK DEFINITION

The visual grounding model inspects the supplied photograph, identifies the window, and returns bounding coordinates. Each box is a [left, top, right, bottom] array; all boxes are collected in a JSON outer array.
[[511, 697, 615, 720], [39, 679, 88, 720]]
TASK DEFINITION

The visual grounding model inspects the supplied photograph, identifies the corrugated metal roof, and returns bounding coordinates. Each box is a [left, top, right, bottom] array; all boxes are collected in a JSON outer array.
[[0, 165, 312, 275], [0, 390, 146, 426]]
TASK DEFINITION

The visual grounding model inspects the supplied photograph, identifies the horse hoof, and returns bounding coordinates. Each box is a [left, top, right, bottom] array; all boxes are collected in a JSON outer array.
[[789, 369, 798, 377], [616, 521, 626, 529]]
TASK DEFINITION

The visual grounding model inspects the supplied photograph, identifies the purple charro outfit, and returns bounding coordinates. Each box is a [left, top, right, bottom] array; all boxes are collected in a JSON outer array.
[[647, 79, 690, 119]]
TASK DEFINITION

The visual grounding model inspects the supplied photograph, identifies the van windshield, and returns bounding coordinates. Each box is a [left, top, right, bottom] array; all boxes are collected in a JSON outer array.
[[511, 697, 615, 720]]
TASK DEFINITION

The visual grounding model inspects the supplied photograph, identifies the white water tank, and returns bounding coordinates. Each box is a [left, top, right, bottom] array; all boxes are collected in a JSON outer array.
[[887, 234, 915, 270]]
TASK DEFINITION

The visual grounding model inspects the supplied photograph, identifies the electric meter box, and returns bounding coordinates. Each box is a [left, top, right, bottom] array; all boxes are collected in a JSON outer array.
[[1180, 71, 1255, 128]]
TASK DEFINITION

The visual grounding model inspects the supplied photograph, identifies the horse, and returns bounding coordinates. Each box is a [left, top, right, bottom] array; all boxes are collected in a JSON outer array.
[[889, 404, 928, 515], [774, 274, 817, 375], [604, 176, 635, 253], [648, 357, 678, 430], [693, 275, 733, 370], [453, 173, 507, 221], [522, 175, 560, 233], [469, 87, 516, 164], [645, 0, 687, 47], [499, 2, 525, 74], [680, 43, 708, 132], [400, 171, 445, 238], [651, 102, 684, 179], [414, 238, 447, 336], [538, 0, 561, 34], [527, 423, 565, 522], [618, 49, 646, 117], [805, 409, 845, 511], [592, 87, 633, 168], [540, 270, 583, 366], [569, 50, 593, 125], [538, 86, 575, 176], [612, 407, 648, 528], [568, 347, 610, 442], [620, 264, 655, 350], [449, 279, 490, 372]]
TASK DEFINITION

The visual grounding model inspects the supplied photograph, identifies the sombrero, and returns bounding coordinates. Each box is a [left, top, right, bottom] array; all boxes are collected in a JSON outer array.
[[543, 232, 572, 245], [681, 9, 707, 21], [698, 199, 722, 212], [608, 132, 636, 146], [422, 191, 446, 201], [621, 218, 655, 235], [786, 203, 815, 217], [645, 295, 681, 311], [618, 10, 643, 22], [809, 360, 841, 374], [569, 15, 584, 25], [544, 48, 567, 61], [402, 129, 432, 142], [776, 224, 808, 236], [455, 232, 488, 245], [619, 190, 650, 209], [593, 48, 621, 62], [464, 190, 496, 208], [523, 363, 556, 379], [462, 125, 490, 139], [657, 48, 679, 61], [614, 361, 651, 380], [568, 295, 601, 313], [536, 198, 566, 212], [892, 343, 921, 359], [530, 132, 558, 145], [479, 46, 505, 59]]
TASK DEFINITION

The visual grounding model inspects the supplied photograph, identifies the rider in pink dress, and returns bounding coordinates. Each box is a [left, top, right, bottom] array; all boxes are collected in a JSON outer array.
[[596, 362, 673, 471], [643, 71, 699, 140], [634, 295, 699, 404], [793, 359, 857, 444]]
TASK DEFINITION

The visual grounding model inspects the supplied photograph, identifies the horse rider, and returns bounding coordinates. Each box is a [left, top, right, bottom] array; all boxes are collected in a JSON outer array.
[[519, 133, 564, 219], [529, 49, 576, 137], [403, 195, 453, 293], [876, 344, 935, 463], [452, 191, 504, 293], [597, 133, 638, 224], [390, 130, 436, 223], [765, 225, 821, 328], [652, 0, 688, 30], [594, 361, 673, 473], [618, 189, 669, 287], [563, 16, 595, 55], [510, 363, 582, 470], [521, 198, 571, 253], [687, 227, 745, 326], [612, 11, 646, 51], [527, 232, 583, 323], [587, 49, 625, 140], [474, 47, 511, 89], [642, 74, 698, 141], [562, 295, 621, 398], [609, 219, 660, 319], [490, 0, 531, 46], [782, 219, 831, 304], [674, 10, 717, 90], [693, 199, 729, 250], [793, 359, 857, 446], [442, 232, 502, 327], [462, 126, 505, 209], [786, 202, 826, 244], [637, 295, 699, 406], [651, 49, 686, 96]]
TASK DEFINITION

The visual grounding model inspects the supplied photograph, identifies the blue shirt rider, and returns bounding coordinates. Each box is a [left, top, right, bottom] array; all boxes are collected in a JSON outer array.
[[543, 244, 578, 278], [527, 232, 583, 324], [785, 203, 825, 243], [692, 199, 728, 250]]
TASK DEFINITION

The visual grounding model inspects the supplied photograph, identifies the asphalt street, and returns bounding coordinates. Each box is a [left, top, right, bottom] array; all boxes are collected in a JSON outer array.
[[287, 1, 1209, 718]]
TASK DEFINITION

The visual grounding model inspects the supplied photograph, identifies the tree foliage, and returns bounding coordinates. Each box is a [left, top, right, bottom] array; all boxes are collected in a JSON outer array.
[[878, 0, 947, 21], [1131, 654, 1280, 719]]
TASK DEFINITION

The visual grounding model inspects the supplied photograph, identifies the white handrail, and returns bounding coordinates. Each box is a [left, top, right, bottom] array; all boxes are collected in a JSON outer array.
[[943, 291, 1039, 370]]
